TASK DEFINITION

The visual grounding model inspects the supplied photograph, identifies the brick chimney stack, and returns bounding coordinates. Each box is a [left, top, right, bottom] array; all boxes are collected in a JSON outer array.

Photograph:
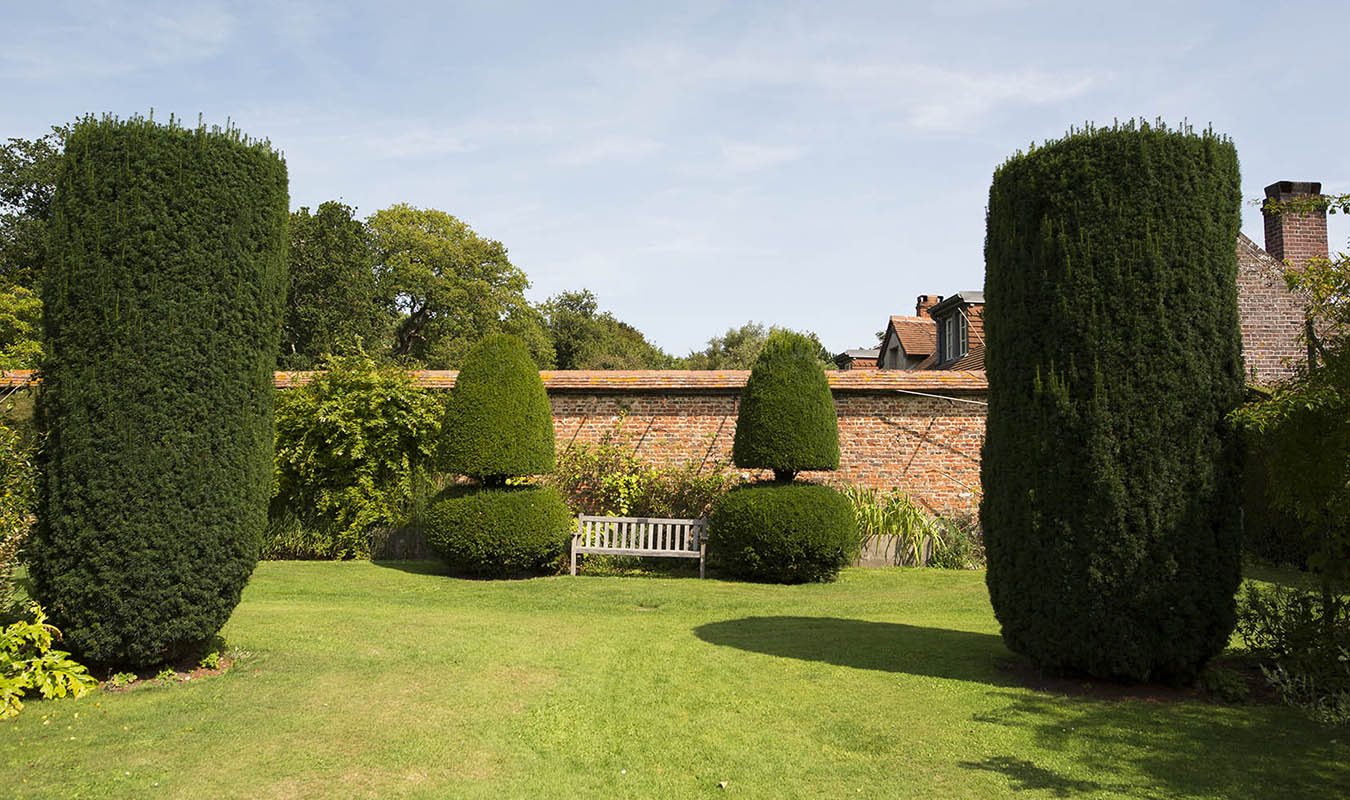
[[916, 294, 944, 317], [1263, 181, 1329, 270]]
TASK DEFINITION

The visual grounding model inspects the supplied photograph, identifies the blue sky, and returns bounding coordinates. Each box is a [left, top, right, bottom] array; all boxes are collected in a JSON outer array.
[[4, 1, 1348, 356]]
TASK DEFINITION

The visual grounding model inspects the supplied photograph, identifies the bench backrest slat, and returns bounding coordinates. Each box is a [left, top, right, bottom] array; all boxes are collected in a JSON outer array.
[[572, 515, 708, 554]]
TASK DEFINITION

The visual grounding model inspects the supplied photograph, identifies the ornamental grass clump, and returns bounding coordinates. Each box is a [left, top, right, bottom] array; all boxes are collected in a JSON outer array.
[[28, 115, 287, 668], [981, 120, 1245, 683], [710, 331, 854, 583], [426, 334, 571, 577]]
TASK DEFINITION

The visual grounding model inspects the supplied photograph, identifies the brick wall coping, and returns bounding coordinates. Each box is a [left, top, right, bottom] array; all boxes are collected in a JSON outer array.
[[0, 368, 988, 393]]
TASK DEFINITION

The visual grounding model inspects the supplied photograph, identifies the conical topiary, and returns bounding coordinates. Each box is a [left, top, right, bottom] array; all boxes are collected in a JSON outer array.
[[711, 330, 853, 583], [428, 333, 570, 576], [439, 333, 555, 485], [731, 330, 839, 482]]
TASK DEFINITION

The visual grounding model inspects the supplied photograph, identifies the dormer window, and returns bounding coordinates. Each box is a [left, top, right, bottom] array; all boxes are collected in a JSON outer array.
[[940, 312, 968, 363]]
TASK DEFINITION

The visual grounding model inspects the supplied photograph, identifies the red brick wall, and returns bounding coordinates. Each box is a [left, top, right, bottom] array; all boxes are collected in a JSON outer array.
[[550, 380, 986, 515], [0, 369, 989, 515], [1237, 234, 1308, 383]]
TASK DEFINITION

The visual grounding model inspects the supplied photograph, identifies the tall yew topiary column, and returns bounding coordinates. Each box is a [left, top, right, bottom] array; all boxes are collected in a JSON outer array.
[[981, 122, 1245, 682], [427, 334, 572, 577], [30, 116, 287, 667], [711, 331, 855, 583]]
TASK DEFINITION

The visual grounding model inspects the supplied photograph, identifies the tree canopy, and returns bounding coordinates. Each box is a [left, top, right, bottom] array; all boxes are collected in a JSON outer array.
[[683, 322, 832, 369], [0, 131, 62, 292], [542, 289, 673, 370], [369, 204, 534, 369], [282, 202, 393, 370]]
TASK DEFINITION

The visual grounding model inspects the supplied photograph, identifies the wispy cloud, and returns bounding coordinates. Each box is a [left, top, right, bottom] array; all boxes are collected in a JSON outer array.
[[720, 142, 806, 172], [0, 3, 236, 80], [554, 135, 664, 166]]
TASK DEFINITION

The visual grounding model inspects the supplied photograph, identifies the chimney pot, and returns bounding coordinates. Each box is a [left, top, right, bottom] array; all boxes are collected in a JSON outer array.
[[1262, 180, 1329, 269], [916, 294, 944, 317]]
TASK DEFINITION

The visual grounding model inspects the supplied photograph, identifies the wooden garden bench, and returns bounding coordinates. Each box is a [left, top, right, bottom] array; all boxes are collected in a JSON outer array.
[[570, 515, 709, 578]]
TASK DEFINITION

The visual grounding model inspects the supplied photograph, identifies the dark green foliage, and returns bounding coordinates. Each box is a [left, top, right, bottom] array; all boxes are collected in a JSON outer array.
[[981, 121, 1244, 683], [0, 421, 35, 610], [271, 352, 446, 559], [682, 321, 832, 370], [439, 334, 554, 484], [281, 202, 393, 369], [542, 289, 674, 369], [732, 330, 840, 481], [424, 485, 573, 577], [709, 483, 857, 583], [1236, 581, 1350, 724], [29, 115, 287, 667], [1241, 430, 1316, 569], [0, 130, 62, 291]]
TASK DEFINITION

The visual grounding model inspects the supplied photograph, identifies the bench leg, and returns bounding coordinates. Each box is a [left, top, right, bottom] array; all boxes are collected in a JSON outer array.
[[570, 539, 578, 576], [699, 541, 706, 579]]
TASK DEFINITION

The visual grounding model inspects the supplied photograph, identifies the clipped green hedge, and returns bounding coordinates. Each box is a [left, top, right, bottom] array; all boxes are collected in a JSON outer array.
[[732, 330, 839, 481], [425, 485, 573, 577], [439, 334, 554, 484], [709, 483, 856, 583], [29, 115, 287, 667], [981, 121, 1244, 683]]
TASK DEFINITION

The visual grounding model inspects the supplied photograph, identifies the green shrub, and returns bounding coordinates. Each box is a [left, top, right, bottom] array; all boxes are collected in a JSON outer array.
[[439, 334, 554, 485], [106, 671, 137, 690], [425, 485, 573, 577], [1, 602, 96, 719], [551, 417, 737, 518], [709, 483, 856, 583], [271, 351, 445, 559], [841, 486, 985, 569], [841, 486, 938, 566], [1241, 428, 1317, 568], [0, 421, 34, 610], [1236, 581, 1349, 724], [927, 514, 985, 570], [981, 121, 1244, 683], [0, 285, 42, 371], [732, 330, 839, 481], [29, 115, 287, 668]]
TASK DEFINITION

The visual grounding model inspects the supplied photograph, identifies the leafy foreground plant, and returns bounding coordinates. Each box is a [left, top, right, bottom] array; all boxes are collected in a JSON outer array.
[[1237, 581, 1350, 724], [1, 602, 96, 718]]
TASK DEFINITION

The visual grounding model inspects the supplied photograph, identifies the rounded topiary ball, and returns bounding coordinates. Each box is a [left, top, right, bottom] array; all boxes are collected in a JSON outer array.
[[440, 333, 555, 485], [732, 330, 839, 482], [425, 485, 573, 577], [709, 483, 857, 583]]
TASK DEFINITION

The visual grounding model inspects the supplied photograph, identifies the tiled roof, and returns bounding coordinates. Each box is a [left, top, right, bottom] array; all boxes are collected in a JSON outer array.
[[0, 368, 987, 393], [887, 315, 937, 356], [940, 344, 985, 371]]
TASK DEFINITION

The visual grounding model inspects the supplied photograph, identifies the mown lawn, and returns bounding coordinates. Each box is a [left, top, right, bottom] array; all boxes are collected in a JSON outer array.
[[3, 563, 1345, 799]]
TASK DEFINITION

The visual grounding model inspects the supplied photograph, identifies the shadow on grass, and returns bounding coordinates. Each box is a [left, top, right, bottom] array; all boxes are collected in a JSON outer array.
[[957, 756, 1113, 798], [370, 559, 449, 576], [693, 616, 1012, 683], [966, 690, 1349, 800]]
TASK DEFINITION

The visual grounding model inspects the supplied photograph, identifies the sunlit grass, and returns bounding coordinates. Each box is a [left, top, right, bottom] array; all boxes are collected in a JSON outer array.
[[3, 562, 1344, 798]]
